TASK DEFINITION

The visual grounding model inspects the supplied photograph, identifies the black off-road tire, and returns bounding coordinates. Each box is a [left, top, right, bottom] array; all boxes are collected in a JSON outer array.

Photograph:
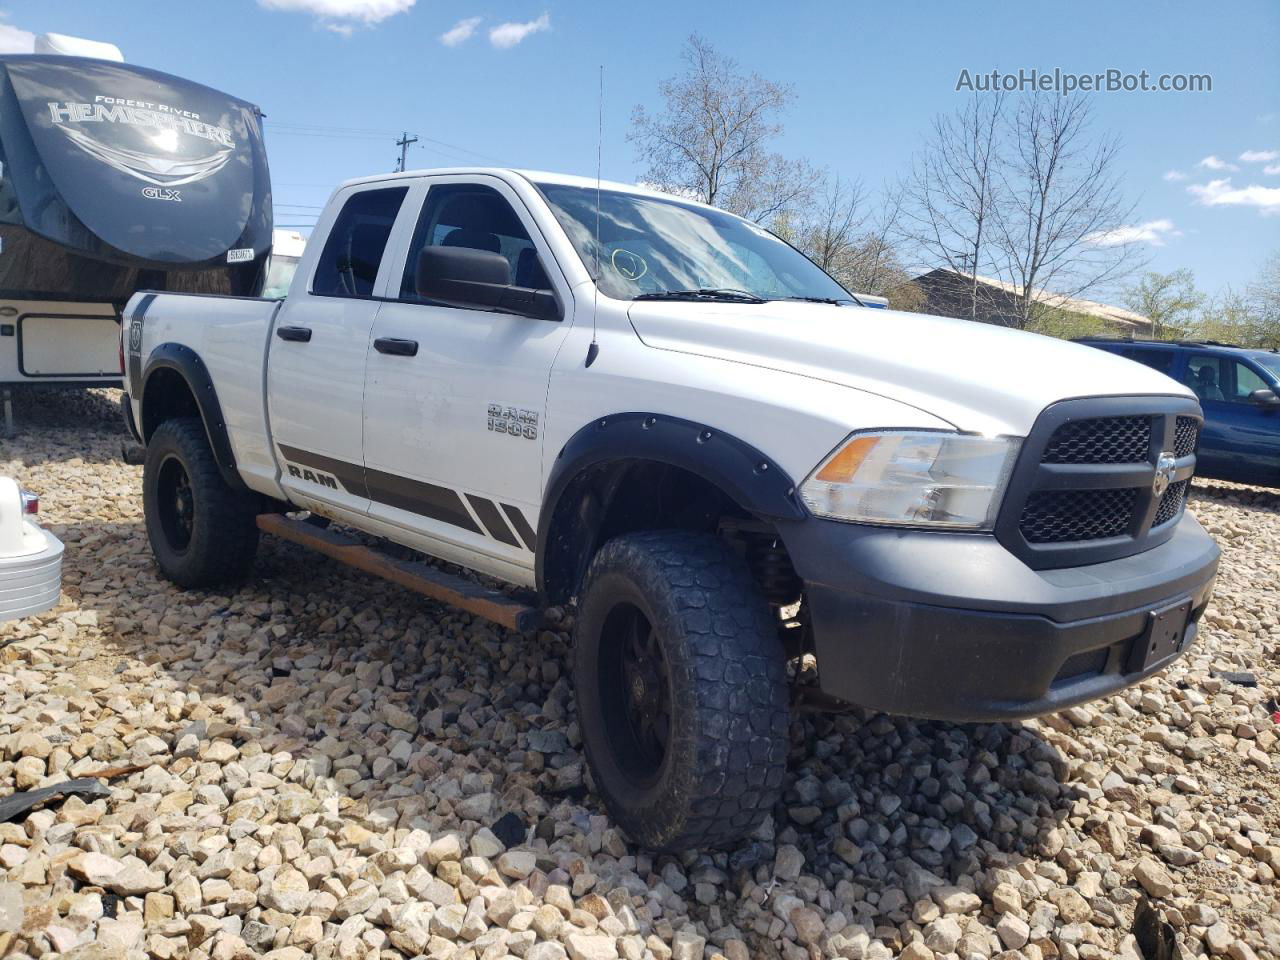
[[143, 417, 259, 588], [573, 530, 790, 851]]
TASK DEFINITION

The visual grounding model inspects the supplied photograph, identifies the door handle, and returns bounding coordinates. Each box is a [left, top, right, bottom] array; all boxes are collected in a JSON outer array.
[[374, 337, 418, 357], [276, 325, 312, 342]]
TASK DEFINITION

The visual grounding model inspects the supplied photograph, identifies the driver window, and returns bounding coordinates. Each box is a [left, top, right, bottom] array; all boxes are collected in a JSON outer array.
[[1231, 362, 1267, 401], [311, 187, 407, 298], [400, 184, 550, 302]]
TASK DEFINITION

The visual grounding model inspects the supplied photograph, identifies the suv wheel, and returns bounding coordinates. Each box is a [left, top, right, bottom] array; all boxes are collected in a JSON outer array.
[[143, 417, 259, 587], [573, 530, 790, 850]]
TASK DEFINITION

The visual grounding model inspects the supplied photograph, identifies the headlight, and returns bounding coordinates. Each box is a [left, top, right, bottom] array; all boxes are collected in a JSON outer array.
[[799, 430, 1021, 529]]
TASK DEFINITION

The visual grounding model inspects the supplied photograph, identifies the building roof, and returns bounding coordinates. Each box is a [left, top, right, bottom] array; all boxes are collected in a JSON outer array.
[[915, 269, 1152, 332]]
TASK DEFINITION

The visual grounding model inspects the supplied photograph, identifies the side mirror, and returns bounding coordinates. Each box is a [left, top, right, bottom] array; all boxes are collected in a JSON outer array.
[[1248, 387, 1280, 407], [415, 247, 561, 321]]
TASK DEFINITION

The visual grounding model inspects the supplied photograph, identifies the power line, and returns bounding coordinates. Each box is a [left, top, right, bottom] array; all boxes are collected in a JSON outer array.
[[265, 119, 503, 163]]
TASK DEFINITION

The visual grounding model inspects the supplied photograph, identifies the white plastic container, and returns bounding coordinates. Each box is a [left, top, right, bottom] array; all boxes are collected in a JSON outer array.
[[0, 476, 63, 622]]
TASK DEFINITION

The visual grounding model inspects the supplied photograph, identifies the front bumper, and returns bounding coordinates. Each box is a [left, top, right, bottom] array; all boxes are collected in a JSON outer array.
[[777, 512, 1220, 721]]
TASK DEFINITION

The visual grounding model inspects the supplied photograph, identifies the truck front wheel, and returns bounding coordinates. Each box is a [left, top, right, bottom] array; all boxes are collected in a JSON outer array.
[[573, 530, 790, 850], [143, 417, 259, 588]]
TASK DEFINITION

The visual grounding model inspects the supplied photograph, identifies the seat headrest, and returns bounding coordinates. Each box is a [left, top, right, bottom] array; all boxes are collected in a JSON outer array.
[[441, 228, 501, 253]]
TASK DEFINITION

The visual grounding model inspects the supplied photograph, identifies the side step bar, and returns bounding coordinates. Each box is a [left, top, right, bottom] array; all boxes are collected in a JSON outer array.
[[256, 514, 542, 633]]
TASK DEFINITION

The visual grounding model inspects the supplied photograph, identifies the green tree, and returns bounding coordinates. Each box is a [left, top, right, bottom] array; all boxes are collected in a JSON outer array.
[[1122, 269, 1205, 341], [1244, 250, 1280, 349], [1195, 288, 1255, 344]]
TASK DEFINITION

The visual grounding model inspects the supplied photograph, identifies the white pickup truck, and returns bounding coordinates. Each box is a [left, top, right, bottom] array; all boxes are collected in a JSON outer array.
[[121, 168, 1220, 851]]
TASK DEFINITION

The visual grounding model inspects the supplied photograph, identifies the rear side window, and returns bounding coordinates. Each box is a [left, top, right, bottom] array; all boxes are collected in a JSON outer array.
[[399, 184, 550, 302], [312, 187, 408, 298]]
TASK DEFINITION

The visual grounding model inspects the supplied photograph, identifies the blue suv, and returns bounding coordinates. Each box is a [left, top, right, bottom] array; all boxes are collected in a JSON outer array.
[[1077, 338, 1280, 487]]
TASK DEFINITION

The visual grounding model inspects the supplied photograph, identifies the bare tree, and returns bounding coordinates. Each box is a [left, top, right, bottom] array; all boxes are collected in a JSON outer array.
[[898, 92, 1004, 320], [795, 174, 868, 275], [845, 185, 911, 296], [629, 35, 819, 223], [783, 178, 919, 302], [1121, 269, 1205, 341], [989, 94, 1144, 329]]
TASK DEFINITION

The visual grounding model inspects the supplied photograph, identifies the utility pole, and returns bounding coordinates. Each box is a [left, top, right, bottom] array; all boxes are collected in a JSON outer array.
[[395, 131, 418, 172]]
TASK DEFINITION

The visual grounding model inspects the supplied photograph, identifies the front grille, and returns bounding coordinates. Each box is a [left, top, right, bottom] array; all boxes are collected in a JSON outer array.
[[1041, 416, 1151, 464], [1020, 488, 1138, 542], [997, 399, 1202, 569], [1174, 417, 1199, 458], [1153, 479, 1189, 527]]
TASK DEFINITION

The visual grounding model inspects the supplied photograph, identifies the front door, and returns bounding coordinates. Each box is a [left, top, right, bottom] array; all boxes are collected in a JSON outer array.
[[1184, 353, 1280, 484], [361, 175, 573, 584], [267, 183, 409, 518]]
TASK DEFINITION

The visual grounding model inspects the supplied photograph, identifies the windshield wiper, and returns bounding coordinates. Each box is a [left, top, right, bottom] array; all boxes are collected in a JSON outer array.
[[633, 287, 767, 304], [772, 296, 855, 305]]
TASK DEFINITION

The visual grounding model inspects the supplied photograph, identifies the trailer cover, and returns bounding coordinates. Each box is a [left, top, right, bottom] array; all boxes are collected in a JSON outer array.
[[0, 55, 271, 300]]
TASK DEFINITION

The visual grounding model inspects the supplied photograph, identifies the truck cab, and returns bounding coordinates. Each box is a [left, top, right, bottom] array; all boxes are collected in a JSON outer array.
[[123, 167, 1221, 851]]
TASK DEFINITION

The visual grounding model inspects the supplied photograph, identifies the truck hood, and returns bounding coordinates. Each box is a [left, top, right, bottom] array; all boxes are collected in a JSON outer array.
[[626, 301, 1194, 436]]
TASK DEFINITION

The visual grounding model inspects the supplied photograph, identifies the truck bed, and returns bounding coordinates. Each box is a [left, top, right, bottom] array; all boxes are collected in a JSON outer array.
[[125, 290, 286, 499]]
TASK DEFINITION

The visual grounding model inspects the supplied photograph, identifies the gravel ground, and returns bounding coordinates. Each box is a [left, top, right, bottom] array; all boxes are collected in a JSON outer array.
[[1, 388, 1277, 960]]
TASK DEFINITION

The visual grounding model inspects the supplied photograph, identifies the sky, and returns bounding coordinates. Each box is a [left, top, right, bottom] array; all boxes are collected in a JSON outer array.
[[1, 0, 1277, 299]]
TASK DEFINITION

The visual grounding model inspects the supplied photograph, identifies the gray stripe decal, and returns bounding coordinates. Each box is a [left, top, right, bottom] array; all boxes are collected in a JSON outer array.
[[466, 495, 521, 548], [277, 444, 481, 535], [500, 503, 537, 551], [127, 294, 155, 387]]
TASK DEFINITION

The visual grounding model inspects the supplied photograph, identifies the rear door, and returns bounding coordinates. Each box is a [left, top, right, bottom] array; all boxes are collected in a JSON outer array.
[[360, 175, 572, 583], [266, 184, 409, 518]]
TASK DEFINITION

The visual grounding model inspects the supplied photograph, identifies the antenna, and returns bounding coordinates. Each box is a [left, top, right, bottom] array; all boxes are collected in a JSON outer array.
[[585, 65, 602, 368]]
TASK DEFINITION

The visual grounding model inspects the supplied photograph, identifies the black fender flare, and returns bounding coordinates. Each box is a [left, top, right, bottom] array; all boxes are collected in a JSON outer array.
[[140, 342, 247, 492], [535, 412, 806, 602]]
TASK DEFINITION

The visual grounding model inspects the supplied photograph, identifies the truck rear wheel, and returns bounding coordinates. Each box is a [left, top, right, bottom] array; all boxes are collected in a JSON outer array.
[[143, 417, 258, 588], [573, 530, 790, 851]]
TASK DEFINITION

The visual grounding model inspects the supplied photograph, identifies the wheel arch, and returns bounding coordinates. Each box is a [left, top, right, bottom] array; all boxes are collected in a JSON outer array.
[[536, 413, 806, 605], [140, 343, 246, 492]]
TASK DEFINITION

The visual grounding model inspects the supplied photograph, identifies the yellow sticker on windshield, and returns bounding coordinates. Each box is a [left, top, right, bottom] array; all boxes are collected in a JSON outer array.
[[611, 248, 648, 281]]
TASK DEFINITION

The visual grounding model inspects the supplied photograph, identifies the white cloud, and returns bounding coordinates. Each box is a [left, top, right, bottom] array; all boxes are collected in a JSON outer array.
[[1162, 170, 1187, 182], [257, 0, 415, 30], [1198, 154, 1239, 172], [0, 22, 35, 53], [1265, 164, 1280, 176], [440, 16, 481, 46], [489, 12, 550, 48], [1086, 219, 1181, 248], [1240, 149, 1279, 164], [1187, 178, 1280, 216]]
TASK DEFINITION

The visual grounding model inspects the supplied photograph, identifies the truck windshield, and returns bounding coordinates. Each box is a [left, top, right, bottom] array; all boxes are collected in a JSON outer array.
[[536, 183, 854, 303]]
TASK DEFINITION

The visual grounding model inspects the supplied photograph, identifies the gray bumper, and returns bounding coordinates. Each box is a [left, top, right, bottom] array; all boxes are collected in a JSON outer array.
[[776, 512, 1220, 721]]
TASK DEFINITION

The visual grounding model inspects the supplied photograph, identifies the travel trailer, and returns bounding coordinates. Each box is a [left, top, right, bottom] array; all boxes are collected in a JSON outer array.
[[0, 34, 271, 390]]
